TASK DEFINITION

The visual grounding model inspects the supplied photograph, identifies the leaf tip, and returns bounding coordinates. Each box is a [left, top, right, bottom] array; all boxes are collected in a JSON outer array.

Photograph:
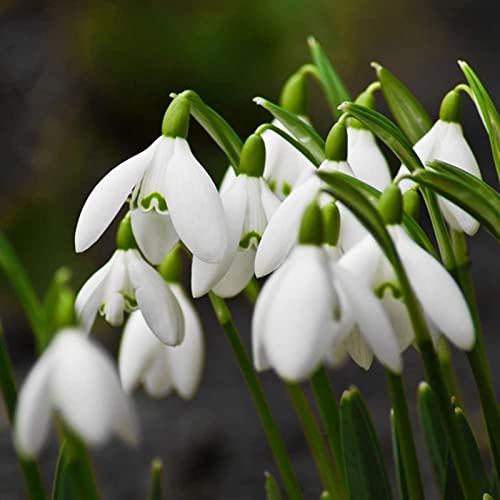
[[253, 96, 265, 106], [307, 35, 318, 48], [370, 61, 382, 72]]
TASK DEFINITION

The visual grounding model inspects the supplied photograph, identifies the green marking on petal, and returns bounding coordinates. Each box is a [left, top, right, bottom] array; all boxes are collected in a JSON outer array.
[[240, 231, 261, 249], [375, 282, 402, 300], [140, 192, 168, 212], [122, 293, 138, 311], [268, 179, 277, 193], [281, 182, 292, 197]]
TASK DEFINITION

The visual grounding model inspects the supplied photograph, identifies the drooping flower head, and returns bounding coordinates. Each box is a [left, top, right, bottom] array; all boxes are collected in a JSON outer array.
[[75, 96, 227, 264], [15, 329, 138, 458]]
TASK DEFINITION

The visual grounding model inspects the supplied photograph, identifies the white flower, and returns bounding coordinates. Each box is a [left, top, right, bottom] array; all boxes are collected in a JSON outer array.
[[119, 284, 204, 399], [252, 245, 338, 381], [262, 120, 316, 199], [254, 160, 365, 277], [75, 248, 184, 345], [75, 135, 227, 264], [14, 329, 138, 458], [397, 120, 481, 235], [347, 126, 392, 191], [192, 173, 280, 297], [339, 225, 475, 351]]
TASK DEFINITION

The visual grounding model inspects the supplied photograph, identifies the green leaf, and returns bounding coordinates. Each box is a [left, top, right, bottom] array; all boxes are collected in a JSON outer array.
[[147, 458, 163, 500], [459, 61, 500, 182], [390, 409, 409, 500], [265, 472, 282, 500], [372, 62, 432, 144], [340, 388, 393, 500], [417, 382, 449, 494], [174, 90, 243, 169], [410, 167, 500, 241], [253, 97, 326, 163], [307, 37, 351, 119], [0, 231, 45, 351], [52, 443, 85, 500]]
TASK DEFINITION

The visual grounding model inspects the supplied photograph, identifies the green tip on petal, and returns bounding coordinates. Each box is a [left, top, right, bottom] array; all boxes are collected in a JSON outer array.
[[239, 134, 266, 177], [279, 71, 308, 115], [403, 188, 420, 219], [116, 213, 138, 250], [298, 199, 323, 246], [379, 184, 403, 225], [325, 121, 348, 162], [162, 95, 191, 138], [439, 89, 461, 123], [322, 201, 340, 246], [158, 245, 183, 283]]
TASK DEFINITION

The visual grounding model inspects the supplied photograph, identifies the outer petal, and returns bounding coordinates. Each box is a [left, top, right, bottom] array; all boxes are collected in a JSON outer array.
[[14, 350, 54, 457], [433, 122, 481, 235], [219, 166, 237, 194], [165, 138, 227, 263], [191, 176, 247, 297], [333, 265, 401, 372], [118, 311, 163, 393], [166, 285, 205, 399], [130, 209, 179, 265], [393, 226, 475, 350], [381, 293, 414, 352], [75, 258, 113, 332], [142, 354, 172, 398], [212, 248, 256, 298], [255, 175, 320, 277], [343, 328, 374, 371], [75, 138, 160, 252], [338, 203, 367, 252], [347, 127, 392, 190], [127, 250, 185, 345], [50, 331, 138, 447], [259, 246, 337, 382]]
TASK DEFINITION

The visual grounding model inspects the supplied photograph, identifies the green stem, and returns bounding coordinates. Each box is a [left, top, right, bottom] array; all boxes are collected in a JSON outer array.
[[309, 366, 345, 481], [285, 383, 342, 499], [0, 323, 46, 500], [208, 293, 302, 500], [451, 230, 500, 480], [386, 371, 424, 500]]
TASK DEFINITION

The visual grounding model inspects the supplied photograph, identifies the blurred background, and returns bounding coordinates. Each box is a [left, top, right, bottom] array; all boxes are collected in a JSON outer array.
[[0, 0, 498, 498]]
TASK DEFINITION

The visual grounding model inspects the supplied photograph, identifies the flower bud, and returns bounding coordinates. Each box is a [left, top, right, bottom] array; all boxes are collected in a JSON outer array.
[[239, 134, 266, 177], [161, 96, 191, 138], [439, 89, 461, 123], [158, 245, 183, 284], [279, 71, 308, 116], [325, 122, 348, 162], [116, 213, 138, 250], [379, 184, 403, 225], [298, 200, 323, 245]]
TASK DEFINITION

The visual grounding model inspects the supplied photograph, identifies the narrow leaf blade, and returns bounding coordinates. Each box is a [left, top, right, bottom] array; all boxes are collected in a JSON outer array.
[[390, 409, 409, 500], [265, 472, 282, 500]]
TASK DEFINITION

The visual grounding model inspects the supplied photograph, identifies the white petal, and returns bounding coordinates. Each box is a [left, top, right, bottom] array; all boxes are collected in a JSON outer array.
[[347, 128, 392, 190], [127, 250, 185, 345], [325, 337, 349, 368], [191, 176, 247, 297], [100, 251, 128, 327], [255, 175, 320, 277], [381, 293, 414, 352], [75, 258, 113, 332], [165, 138, 227, 263], [344, 328, 374, 370], [333, 265, 401, 372], [433, 122, 481, 235], [142, 354, 172, 398], [258, 246, 337, 382], [14, 350, 54, 457], [130, 209, 179, 265], [75, 138, 160, 252], [212, 248, 256, 298], [219, 166, 237, 194], [50, 331, 138, 447], [393, 226, 475, 350], [118, 311, 163, 393], [259, 178, 281, 220], [338, 203, 367, 251], [166, 285, 205, 399]]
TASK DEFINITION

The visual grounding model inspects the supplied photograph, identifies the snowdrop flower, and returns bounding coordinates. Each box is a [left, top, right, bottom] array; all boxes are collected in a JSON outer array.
[[15, 329, 138, 458], [119, 246, 204, 399], [339, 185, 475, 351], [75, 96, 227, 264], [347, 90, 392, 191], [255, 122, 366, 277], [75, 215, 184, 345], [192, 135, 280, 298], [397, 90, 482, 235]]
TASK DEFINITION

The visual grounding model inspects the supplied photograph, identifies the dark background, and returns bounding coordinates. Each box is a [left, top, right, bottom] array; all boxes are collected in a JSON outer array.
[[0, 1, 498, 498]]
